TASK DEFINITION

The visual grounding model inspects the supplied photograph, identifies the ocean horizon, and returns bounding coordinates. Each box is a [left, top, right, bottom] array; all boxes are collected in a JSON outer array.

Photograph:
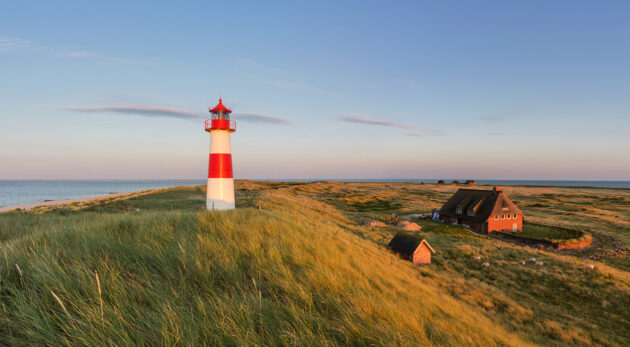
[[1, 179, 629, 209]]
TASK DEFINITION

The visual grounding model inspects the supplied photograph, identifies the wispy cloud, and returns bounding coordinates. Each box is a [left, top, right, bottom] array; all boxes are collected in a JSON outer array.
[[49, 104, 292, 125], [339, 113, 443, 136], [64, 50, 103, 58], [1, 34, 127, 63], [48, 105, 202, 121], [339, 114, 418, 130], [0, 36, 32, 52], [235, 57, 288, 76], [478, 111, 521, 123], [479, 115, 508, 123], [261, 80, 331, 95], [232, 112, 292, 125], [235, 57, 331, 95], [62, 50, 127, 63]]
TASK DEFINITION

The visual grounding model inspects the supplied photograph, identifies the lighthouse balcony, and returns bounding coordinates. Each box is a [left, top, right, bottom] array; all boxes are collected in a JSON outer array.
[[205, 119, 236, 132]]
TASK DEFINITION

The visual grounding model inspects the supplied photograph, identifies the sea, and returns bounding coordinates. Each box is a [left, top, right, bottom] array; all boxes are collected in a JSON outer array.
[[0, 179, 628, 208], [0, 180, 204, 208]]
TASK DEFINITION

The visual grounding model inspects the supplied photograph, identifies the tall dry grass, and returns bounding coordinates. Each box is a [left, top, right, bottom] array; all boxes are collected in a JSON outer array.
[[0, 183, 628, 345]]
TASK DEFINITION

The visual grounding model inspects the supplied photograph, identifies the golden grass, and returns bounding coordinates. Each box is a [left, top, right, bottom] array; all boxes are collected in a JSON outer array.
[[0, 182, 628, 345]]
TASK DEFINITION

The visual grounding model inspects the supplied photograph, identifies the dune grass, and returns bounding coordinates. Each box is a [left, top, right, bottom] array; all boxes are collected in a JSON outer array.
[[0, 182, 628, 345]]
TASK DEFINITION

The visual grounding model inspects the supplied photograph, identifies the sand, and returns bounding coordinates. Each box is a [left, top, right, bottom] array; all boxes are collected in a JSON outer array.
[[397, 220, 422, 231]]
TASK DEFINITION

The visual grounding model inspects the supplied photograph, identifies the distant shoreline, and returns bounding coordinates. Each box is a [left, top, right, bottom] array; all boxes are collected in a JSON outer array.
[[0, 180, 204, 210], [1, 180, 629, 211], [0, 186, 198, 213], [0, 191, 153, 213], [242, 179, 630, 189]]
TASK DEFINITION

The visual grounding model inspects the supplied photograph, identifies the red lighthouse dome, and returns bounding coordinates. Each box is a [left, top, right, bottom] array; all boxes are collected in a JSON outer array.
[[205, 98, 236, 132], [209, 98, 232, 113]]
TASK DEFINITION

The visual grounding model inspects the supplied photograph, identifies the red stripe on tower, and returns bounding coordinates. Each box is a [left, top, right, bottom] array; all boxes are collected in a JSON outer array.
[[208, 153, 233, 178]]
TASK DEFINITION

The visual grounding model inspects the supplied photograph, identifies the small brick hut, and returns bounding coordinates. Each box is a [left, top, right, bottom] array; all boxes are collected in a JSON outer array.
[[388, 233, 435, 265], [439, 186, 523, 233]]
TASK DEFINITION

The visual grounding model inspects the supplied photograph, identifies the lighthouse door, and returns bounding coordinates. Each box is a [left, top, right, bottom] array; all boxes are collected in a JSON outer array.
[[512, 223, 517, 232]]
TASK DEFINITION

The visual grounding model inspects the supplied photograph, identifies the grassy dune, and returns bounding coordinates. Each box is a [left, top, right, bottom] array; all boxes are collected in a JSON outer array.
[[280, 181, 630, 269], [0, 182, 629, 345]]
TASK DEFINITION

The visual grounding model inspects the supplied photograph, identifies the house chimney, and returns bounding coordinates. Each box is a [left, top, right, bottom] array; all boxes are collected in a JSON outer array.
[[493, 186, 501, 192]]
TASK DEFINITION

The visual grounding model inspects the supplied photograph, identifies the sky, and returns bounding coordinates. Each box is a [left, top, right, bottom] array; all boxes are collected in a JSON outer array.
[[1, 1, 629, 180]]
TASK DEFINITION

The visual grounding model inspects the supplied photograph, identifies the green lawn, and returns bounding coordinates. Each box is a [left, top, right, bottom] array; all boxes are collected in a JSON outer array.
[[514, 222, 584, 242]]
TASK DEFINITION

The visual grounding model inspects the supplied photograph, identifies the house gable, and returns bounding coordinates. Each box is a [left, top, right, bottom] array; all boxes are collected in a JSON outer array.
[[412, 240, 435, 265]]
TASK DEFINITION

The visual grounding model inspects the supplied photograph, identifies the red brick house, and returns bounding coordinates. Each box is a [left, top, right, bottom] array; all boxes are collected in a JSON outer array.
[[388, 233, 435, 265], [439, 186, 523, 233]]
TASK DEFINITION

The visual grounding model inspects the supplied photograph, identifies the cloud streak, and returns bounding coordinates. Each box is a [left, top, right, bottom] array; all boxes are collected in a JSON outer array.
[[235, 57, 288, 77], [479, 115, 508, 123], [339, 114, 444, 136], [261, 80, 331, 95], [1, 34, 126, 63], [62, 50, 127, 63], [339, 114, 418, 130], [0, 36, 32, 52], [232, 112, 292, 125], [49, 105, 292, 125], [49, 105, 202, 120], [478, 112, 521, 123]]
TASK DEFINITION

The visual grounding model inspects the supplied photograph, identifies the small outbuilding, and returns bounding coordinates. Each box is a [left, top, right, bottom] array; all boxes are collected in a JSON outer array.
[[388, 233, 435, 265]]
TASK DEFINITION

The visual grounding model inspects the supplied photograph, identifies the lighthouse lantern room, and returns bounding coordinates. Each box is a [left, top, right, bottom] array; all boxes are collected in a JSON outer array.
[[204, 98, 236, 210]]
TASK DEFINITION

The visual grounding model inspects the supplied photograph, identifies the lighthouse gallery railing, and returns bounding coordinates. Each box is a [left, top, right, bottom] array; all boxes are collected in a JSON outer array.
[[205, 119, 236, 132]]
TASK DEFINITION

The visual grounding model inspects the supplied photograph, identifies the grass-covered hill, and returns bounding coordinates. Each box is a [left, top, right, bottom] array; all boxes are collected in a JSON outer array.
[[0, 182, 629, 345]]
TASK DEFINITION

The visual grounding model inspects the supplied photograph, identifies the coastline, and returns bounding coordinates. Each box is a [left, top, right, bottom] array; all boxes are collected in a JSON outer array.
[[0, 186, 196, 213]]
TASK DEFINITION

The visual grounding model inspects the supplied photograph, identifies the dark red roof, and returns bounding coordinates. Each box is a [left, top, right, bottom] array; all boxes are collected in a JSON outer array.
[[388, 233, 435, 255], [438, 188, 523, 222], [209, 98, 231, 113]]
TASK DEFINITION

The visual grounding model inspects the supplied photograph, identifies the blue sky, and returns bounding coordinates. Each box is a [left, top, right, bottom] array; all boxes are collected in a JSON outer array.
[[1, 1, 629, 180]]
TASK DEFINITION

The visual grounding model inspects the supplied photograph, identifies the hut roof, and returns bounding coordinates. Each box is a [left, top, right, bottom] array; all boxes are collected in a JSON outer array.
[[438, 187, 522, 222], [388, 233, 435, 255]]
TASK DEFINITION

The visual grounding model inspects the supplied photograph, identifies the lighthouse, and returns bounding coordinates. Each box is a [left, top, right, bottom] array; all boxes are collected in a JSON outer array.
[[205, 98, 236, 210]]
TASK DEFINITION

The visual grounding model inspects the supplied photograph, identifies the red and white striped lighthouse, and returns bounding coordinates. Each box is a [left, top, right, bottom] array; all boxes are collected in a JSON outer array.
[[204, 98, 236, 210]]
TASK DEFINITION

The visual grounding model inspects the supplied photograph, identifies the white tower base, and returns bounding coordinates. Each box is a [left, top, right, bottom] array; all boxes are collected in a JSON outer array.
[[206, 177, 235, 210]]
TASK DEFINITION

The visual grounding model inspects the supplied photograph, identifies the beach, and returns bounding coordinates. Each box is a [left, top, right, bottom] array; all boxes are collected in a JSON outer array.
[[0, 187, 189, 213]]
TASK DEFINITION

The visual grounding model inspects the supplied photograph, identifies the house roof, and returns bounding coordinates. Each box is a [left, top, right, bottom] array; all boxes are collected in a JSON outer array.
[[388, 233, 435, 255], [438, 188, 522, 222]]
